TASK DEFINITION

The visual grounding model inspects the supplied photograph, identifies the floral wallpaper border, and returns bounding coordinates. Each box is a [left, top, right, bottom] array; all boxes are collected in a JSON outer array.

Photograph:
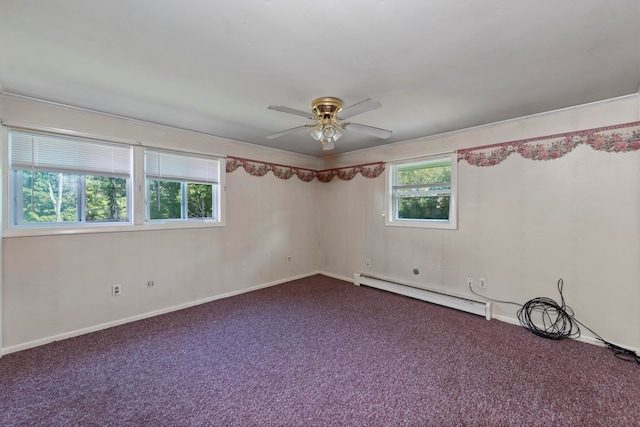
[[458, 121, 640, 167], [227, 121, 640, 178], [226, 156, 385, 182]]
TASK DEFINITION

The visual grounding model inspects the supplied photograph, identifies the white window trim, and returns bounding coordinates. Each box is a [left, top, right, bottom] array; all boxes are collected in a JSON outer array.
[[385, 152, 458, 230], [2, 124, 226, 238]]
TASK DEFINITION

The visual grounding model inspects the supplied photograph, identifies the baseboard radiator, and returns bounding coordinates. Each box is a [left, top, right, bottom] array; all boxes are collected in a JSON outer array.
[[354, 273, 492, 320]]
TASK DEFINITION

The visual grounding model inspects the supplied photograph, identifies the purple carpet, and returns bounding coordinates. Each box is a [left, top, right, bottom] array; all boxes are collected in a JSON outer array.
[[1, 275, 639, 426]]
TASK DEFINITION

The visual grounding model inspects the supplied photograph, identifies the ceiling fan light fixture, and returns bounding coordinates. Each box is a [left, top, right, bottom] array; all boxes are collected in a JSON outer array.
[[333, 126, 343, 141], [311, 119, 342, 149], [310, 124, 323, 140], [321, 138, 335, 151], [322, 125, 338, 139]]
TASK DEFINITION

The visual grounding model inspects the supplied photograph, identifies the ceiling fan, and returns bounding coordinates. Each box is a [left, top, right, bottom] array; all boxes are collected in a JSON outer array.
[[267, 97, 392, 151]]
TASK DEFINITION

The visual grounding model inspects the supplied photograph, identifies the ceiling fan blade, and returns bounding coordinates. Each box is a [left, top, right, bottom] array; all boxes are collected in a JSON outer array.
[[266, 125, 310, 139], [344, 123, 392, 139], [339, 98, 382, 119], [268, 105, 315, 119]]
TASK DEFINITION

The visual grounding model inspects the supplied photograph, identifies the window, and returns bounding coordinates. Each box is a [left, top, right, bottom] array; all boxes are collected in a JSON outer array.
[[9, 130, 132, 228], [386, 153, 457, 229], [144, 149, 220, 222], [5, 126, 226, 235]]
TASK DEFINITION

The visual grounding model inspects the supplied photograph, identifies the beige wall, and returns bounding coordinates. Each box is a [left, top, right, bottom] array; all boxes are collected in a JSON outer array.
[[318, 94, 640, 349], [3, 93, 640, 353], [0, 95, 320, 352]]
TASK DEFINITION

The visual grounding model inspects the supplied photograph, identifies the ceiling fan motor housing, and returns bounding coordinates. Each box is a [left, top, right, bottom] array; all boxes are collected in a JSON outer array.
[[311, 97, 343, 119]]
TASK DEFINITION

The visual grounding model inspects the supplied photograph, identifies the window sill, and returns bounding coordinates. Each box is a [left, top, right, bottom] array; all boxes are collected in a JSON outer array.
[[385, 219, 457, 230], [3, 220, 226, 238]]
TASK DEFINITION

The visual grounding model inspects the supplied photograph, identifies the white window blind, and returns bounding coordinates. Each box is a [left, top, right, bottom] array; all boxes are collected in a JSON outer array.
[[10, 130, 132, 177], [145, 149, 219, 184]]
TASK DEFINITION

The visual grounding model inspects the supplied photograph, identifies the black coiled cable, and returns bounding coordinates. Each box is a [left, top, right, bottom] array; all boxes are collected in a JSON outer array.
[[516, 279, 580, 340], [471, 278, 640, 364]]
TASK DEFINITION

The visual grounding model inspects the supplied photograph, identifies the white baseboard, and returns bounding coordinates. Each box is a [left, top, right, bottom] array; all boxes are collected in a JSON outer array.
[[492, 313, 640, 354], [315, 270, 353, 283], [5, 271, 638, 358], [2, 271, 318, 356], [324, 273, 640, 355]]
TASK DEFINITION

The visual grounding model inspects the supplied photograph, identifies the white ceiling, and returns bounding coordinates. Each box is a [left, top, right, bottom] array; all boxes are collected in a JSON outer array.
[[0, 1, 638, 157]]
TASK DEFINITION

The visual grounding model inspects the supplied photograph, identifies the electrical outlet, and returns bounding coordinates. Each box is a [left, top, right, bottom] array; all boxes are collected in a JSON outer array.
[[467, 277, 473, 287], [365, 259, 371, 267], [479, 277, 487, 289], [287, 256, 291, 263], [112, 284, 122, 296]]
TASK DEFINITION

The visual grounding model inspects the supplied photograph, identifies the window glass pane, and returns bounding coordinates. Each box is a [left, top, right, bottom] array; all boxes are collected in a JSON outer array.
[[20, 171, 78, 223], [85, 176, 128, 222], [394, 161, 452, 221], [149, 180, 182, 220], [398, 195, 450, 220], [187, 183, 213, 219]]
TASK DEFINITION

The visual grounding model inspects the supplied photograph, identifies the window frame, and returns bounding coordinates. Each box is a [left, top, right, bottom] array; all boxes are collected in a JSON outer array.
[[144, 148, 222, 224], [385, 152, 458, 229], [7, 130, 134, 230], [2, 125, 226, 237]]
